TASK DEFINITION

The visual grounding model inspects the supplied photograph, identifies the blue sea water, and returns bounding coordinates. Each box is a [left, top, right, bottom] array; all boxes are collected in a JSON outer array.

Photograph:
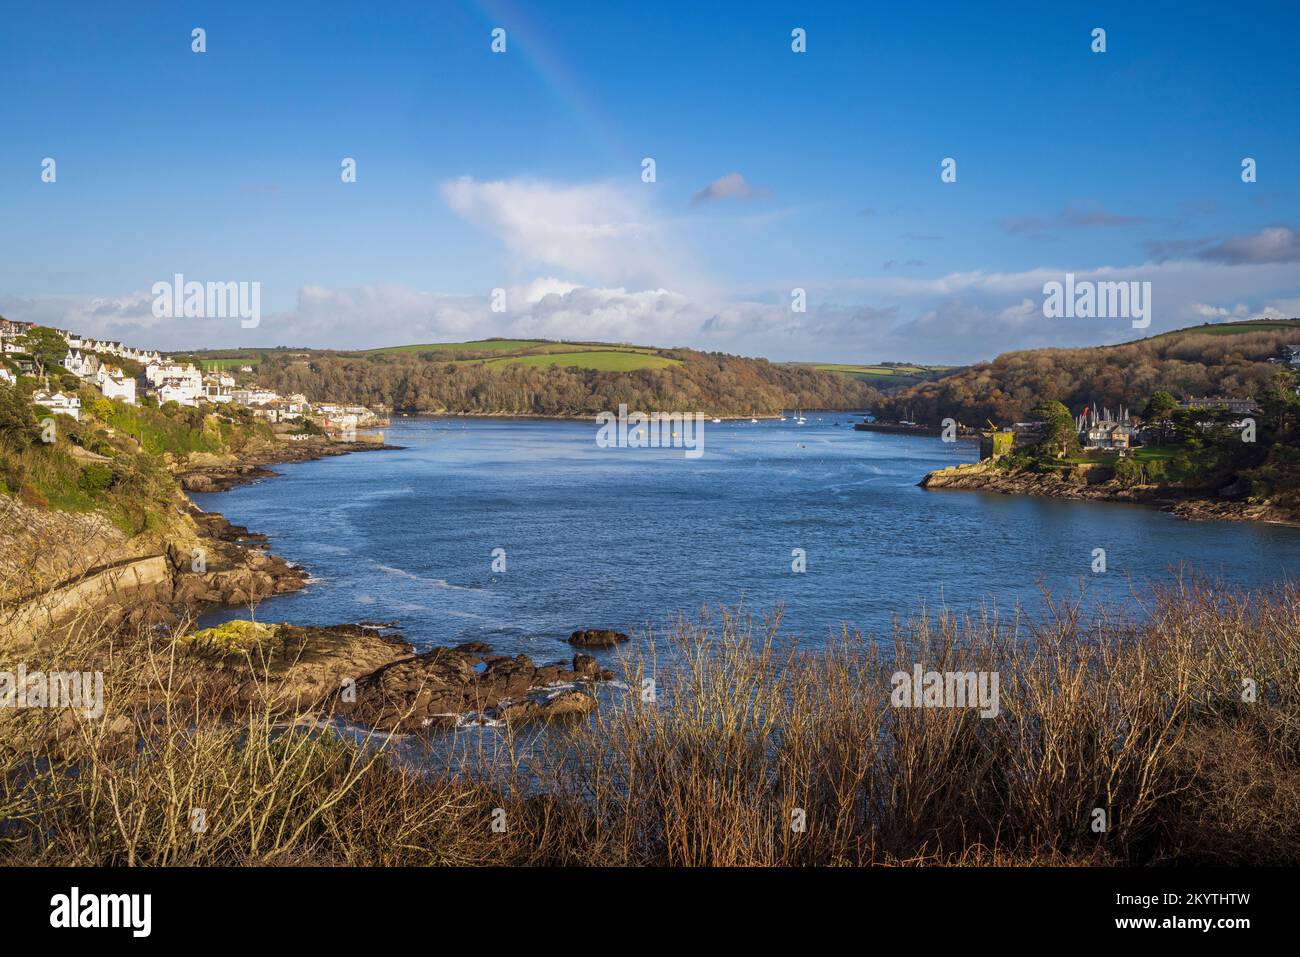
[[192, 416, 1300, 659]]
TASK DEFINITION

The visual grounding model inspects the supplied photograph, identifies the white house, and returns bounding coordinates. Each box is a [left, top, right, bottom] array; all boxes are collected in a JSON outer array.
[[145, 360, 203, 405], [156, 381, 199, 407], [0, 368, 15, 385], [232, 387, 280, 407], [33, 391, 81, 421], [203, 376, 234, 403], [145, 360, 201, 388], [97, 366, 137, 404], [64, 348, 101, 380]]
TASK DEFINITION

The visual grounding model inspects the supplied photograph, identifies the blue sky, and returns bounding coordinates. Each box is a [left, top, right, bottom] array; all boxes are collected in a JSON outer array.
[[2, 0, 1298, 362]]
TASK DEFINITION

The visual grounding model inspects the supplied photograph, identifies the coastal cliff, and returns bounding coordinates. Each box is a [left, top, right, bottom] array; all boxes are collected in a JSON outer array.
[[0, 430, 399, 636]]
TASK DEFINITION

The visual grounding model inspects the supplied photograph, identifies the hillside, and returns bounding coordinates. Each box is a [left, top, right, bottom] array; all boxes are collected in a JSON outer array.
[[219, 339, 880, 416], [794, 361, 957, 390], [0, 379, 328, 612], [876, 318, 1300, 425], [362, 338, 675, 372]]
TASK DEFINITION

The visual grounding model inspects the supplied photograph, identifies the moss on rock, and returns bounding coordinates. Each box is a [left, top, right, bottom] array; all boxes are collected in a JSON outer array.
[[181, 619, 280, 657]]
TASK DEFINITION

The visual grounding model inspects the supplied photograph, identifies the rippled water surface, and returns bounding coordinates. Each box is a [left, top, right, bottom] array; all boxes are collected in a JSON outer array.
[[193, 416, 1300, 657]]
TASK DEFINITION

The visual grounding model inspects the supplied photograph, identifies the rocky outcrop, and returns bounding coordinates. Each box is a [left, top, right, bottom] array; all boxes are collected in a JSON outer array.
[[920, 461, 1150, 501], [179, 622, 415, 715], [921, 461, 1300, 525], [176, 440, 399, 493], [333, 646, 611, 731], [568, 628, 630, 648], [0, 555, 174, 646], [166, 511, 308, 610], [179, 465, 279, 493], [1170, 497, 1300, 525]]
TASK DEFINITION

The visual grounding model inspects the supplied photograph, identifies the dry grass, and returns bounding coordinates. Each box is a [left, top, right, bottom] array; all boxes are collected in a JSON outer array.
[[1, 580, 1297, 866]]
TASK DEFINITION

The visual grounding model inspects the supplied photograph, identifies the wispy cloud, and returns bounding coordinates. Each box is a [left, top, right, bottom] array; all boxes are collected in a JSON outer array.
[[690, 172, 771, 206], [1001, 201, 1146, 235], [1142, 237, 1214, 262], [1198, 225, 1300, 265]]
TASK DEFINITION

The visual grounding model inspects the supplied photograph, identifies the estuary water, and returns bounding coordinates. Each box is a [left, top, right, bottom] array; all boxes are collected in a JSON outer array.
[[193, 415, 1300, 657]]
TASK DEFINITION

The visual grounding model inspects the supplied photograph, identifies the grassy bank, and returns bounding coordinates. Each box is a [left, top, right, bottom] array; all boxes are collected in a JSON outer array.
[[1, 580, 1296, 866]]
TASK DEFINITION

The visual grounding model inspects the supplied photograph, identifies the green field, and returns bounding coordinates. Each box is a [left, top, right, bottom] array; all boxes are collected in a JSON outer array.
[[366, 339, 550, 355], [479, 350, 680, 372], [1151, 319, 1300, 340], [194, 357, 258, 370], [800, 362, 955, 384], [1049, 444, 1197, 483], [360, 338, 678, 371]]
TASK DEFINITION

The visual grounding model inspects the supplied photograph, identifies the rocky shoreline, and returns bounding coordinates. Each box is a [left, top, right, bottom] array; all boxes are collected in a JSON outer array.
[[160, 439, 399, 615], [920, 460, 1300, 526], [176, 438, 402, 492], [178, 622, 616, 731], [331, 636, 615, 730], [15, 431, 632, 732], [168, 440, 626, 732]]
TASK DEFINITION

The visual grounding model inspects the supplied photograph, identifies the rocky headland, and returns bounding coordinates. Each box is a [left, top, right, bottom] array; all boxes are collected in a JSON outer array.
[[920, 460, 1300, 526], [176, 437, 401, 492]]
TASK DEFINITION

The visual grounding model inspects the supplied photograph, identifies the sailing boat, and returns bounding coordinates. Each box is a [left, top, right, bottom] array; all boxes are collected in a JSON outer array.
[[795, 410, 807, 425]]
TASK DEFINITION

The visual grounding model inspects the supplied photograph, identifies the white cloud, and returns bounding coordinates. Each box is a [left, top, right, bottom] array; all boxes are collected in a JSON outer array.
[[440, 176, 680, 287], [1190, 302, 1250, 320], [7, 256, 1299, 364]]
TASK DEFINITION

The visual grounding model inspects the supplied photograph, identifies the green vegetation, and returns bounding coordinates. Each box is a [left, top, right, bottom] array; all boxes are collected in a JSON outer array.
[[98, 399, 271, 457], [0, 381, 42, 449], [365, 339, 675, 373], [181, 620, 280, 657], [16, 326, 68, 377], [0, 381, 275, 534], [0, 424, 175, 534], [1029, 400, 1078, 460]]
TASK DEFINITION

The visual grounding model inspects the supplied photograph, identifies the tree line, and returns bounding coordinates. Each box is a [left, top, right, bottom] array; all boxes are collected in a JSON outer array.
[[877, 326, 1300, 426], [254, 349, 881, 416]]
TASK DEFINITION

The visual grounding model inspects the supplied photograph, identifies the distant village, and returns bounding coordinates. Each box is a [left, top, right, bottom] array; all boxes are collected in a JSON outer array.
[[0, 319, 385, 436]]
